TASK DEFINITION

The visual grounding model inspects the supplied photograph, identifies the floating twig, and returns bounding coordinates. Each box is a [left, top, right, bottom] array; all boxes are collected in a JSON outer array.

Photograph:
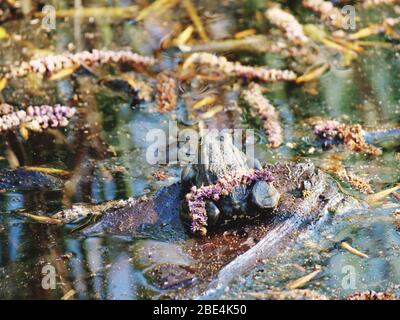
[[136, 0, 179, 21], [182, 0, 209, 42], [286, 266, 321, 290], [340, 241, 369, 258], [242, 83, 283, 148], [365, 185, 399, 205], [22, 166, 70, 177], [19, 212, 62, 225], [61, 289, 76, 300]]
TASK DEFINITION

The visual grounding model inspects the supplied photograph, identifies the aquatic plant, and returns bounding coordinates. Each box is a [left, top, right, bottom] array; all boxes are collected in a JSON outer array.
[[183, 52, 297, 82], [242, 82, 283, 148], [10, 50, 156, 78], [0, 104, 76, 133], [302, 0, 346, 28], [186, 168, 274, 236], [265, 7, 309, 45], [336, 168, 373, 194], [314, 120, 382, 156], [156, 70, 177, 112]]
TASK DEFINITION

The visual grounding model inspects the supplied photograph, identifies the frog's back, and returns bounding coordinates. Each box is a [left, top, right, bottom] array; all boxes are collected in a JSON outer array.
[[199, 133, 250, 183]]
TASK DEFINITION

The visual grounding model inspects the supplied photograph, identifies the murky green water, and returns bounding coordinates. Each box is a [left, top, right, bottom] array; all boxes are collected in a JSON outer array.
[[0, 0, 400, 299]]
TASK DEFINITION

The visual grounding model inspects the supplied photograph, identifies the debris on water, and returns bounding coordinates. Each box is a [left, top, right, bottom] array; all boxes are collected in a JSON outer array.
[[339, 241, 369, 258], [314, 120, 382, 156], [18, 212, 62, 225], [182, 0, 209, 42], [60, 289, 76, 300], [285, 265, 321, 290], [334, 167, 374, 194]]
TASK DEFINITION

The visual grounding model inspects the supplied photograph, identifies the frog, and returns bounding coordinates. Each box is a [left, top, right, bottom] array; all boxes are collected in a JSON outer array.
[[179, 131, 281, 232]]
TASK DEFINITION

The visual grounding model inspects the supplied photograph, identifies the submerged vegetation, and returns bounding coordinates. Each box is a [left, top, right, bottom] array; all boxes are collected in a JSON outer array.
[[0, 0, 400, 300]]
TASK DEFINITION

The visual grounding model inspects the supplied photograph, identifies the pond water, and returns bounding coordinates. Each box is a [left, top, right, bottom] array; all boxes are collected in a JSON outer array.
[[0, 0, 399, 299]]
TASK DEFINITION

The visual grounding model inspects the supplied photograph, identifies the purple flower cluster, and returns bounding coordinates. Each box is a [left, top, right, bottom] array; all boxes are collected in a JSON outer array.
[[11, 50, 156, 77], [185, 53, 297, 83], [265, 7, 309, 45], [185, 168, 274, 236], [242, 83, 283, 148], [302, 0, 345, 28], [0, 104, 76, 133], [313, 119, 341, 139]]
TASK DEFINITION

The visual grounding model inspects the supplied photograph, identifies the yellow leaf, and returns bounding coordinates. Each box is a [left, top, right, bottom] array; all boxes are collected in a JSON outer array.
[[22, 166, 70, 177], [173, 25, 194, 46], [0, 77, 7, 91], [0, 27, 9, 40], [348, 25, 382, 40], [192, 95, 217, 110], [234, 29, 257, 39], [49, 65, 79, 81], [19, 125, 29, 140], [182, 0, 209, 42], [296, 63, 330, 84], [19, 212, 62, 225]]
